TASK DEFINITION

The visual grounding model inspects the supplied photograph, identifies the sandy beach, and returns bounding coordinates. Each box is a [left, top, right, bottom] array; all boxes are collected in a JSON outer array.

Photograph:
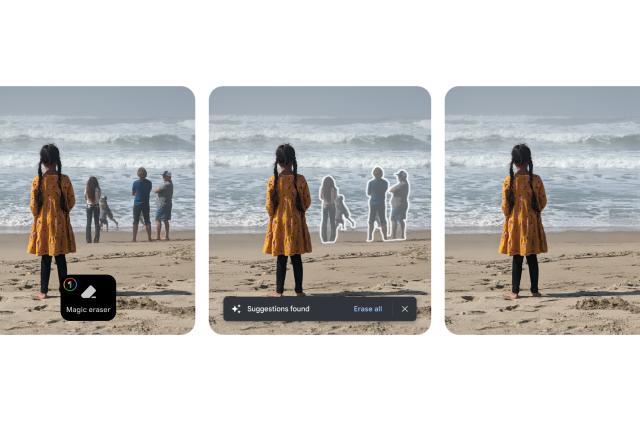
[[0, 230, 195, 334], [210, 230, 430, 334], [446, 231, 640, 334]]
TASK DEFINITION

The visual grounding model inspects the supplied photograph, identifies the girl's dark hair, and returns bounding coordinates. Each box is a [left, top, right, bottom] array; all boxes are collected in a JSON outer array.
[[271, 143, 305, 213], [506, 143, 540, 214], [321, 176, 336, 201], [86, 176, 100, 203], [36, 144, 68, 214]]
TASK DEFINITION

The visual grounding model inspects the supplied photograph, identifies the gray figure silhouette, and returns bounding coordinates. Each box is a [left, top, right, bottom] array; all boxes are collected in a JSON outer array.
[[389, 169, 409, 240], [319, 175, 338, 243], [366, 166, 389, 242]]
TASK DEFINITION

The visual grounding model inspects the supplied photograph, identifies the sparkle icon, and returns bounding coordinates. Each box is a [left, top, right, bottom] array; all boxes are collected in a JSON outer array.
[[232, 305, 241, 314]]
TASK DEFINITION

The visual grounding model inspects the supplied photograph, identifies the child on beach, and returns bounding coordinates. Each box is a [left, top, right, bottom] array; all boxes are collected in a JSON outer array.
[[84, 176, 101, 243], [500, 144, 548, 300], [28, 144, 76, 300], [263, 144, 312, 297], [335, 194, 355, 231]]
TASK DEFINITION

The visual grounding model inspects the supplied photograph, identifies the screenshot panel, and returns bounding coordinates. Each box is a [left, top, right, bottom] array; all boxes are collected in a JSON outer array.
[[0, 87, 195, 334], [209, 87, 430, 334], [445, 87, 640, 334]]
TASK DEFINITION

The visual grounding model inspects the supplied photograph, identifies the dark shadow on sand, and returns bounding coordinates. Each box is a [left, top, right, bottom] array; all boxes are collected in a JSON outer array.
[[117, 289, 192, 297], [546, 290, 640, 298], [309, 289, 428, 297]]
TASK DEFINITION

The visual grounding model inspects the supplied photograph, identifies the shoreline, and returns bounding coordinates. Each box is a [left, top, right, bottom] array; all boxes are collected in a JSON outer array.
[[446, 230, 640, 334]]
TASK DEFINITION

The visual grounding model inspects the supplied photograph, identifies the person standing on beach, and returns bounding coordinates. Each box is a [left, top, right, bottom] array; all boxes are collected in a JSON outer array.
[[389, 170, 410, 240], [132, 167, 153, 242], [154, 170, 173, 241], [319, 175, 338, 243], [28, 144, 76, 300], [367, 166, 389, 242], [500, 144, 548, 300], [263, 143, 312, 297], [84, 176, 101, 243]]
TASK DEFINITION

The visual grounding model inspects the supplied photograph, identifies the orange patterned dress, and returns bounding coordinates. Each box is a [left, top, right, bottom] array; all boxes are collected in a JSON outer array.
[[27, 174, 76, 256], [499, 173, 548, 256], [263, 174, 312, 256]]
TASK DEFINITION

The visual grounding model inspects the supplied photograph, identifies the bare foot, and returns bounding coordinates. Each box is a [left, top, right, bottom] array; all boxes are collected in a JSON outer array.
[[269, 292, 283, 297], [296, 292, 306, 297], [36, 292, 47, 300], [531, 292, 542, 297], [503, 292, 519, 300]]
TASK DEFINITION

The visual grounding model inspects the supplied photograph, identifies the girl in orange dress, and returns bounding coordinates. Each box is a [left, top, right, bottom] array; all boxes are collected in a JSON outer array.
[[499, 144, 547, 300], [27, 144, 76, 300], [263, 144, 312, 296]]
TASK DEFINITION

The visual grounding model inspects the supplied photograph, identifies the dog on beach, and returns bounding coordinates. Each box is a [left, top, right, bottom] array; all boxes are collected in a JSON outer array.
[[99, 196, 119, 231]]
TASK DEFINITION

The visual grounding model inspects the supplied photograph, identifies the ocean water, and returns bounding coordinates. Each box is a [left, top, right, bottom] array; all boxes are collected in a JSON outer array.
[[446, 115, 640, 232], [210, 115, 430, 233], [0, 115, 195, 233]]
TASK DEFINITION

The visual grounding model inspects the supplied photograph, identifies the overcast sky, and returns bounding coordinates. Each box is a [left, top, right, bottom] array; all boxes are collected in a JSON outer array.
[[210, 87, 430, 119], [0, 87, 194, 118], [447, 87, 640, 117]]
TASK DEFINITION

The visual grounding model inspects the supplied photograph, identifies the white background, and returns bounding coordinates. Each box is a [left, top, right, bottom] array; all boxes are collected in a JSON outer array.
[[1, 1, 639, 420]]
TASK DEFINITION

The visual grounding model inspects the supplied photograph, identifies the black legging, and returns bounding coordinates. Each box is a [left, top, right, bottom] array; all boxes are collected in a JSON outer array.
[[512, 254, 539, 294], [86, 205, 100, 243], [321, 205, 337, 242], [276, 254, 303, 294], [40, 254, 67, 294]]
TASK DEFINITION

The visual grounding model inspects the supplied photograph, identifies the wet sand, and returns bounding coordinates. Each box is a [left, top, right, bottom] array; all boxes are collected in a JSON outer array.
[[446, 231, 640, 334], [0, 230, 194, 334], [210, 230, 430, 334]]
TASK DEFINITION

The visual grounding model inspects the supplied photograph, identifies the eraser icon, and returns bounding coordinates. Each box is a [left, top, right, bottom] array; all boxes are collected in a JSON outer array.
[[81, 285, 97, 299]]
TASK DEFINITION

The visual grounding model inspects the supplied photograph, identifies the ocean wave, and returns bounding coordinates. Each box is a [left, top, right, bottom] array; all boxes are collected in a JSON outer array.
[[108, 134, 194, 148], [0, 133, 194, 149], [212, 133, 429, 149], [447, 154, 640, 169], [211, 115, 429, 148], [447, 133, 640, 149], [0, 154, 195, 169], [446, 114, 640, 145], [0, 114, 194, 148], [212, 154, 429, 169]]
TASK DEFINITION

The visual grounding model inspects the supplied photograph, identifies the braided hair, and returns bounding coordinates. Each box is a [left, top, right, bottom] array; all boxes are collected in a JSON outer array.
[[506, 143, 539, 215], [271, 143, 305, 213], [35, 144, 68, 215]]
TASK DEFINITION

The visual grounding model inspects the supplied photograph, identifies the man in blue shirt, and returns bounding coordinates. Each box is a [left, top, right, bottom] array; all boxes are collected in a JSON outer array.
[[132, 166, 153, 242]]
